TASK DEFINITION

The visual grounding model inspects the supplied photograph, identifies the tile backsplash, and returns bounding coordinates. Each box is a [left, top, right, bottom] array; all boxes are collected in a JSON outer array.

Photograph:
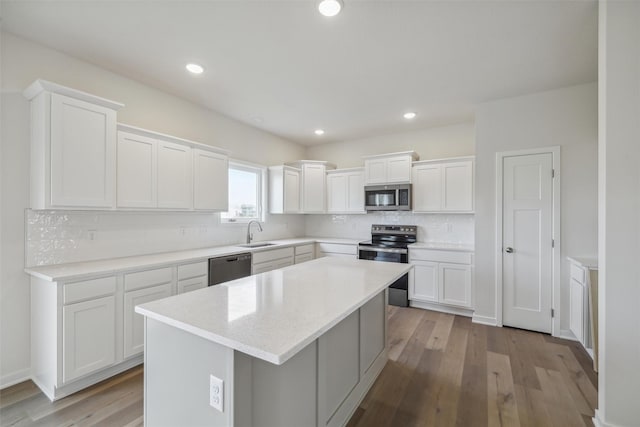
[[26, 210, 305, 266], [26, 210, 473, 266], [304, 212, 474, 244]]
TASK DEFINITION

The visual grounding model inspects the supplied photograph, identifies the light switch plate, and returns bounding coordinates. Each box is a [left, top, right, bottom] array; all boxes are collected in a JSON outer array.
[[209, 374, 224, 412]]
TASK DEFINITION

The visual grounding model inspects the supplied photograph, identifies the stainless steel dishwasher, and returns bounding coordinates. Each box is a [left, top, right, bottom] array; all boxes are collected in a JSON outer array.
[[208, 253, 252, 286]]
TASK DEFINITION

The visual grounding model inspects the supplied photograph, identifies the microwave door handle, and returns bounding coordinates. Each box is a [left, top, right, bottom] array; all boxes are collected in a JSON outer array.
[[395, 188, 400, 207]]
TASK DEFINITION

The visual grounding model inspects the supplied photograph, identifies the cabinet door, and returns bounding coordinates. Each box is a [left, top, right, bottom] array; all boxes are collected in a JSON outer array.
[[157, 141, 192, 209], [295, 253, 314, 264], [252, 262, 275, 275], [364, 159, 387, 184], [283, 168, 301, 213], [346, 172, 365, 212], [569, 278, 585, 343], [177, 276, 207, 294], [63, 296, 116, 383], [302, 164, 326, 213], [409, 261, 438, 302], [412, 164, 442, 212], [193, 149, 228, 211], [327, 174, 347, 213], [442, 161, 473, 212], [438, 263, 472, 308], [386, 156, 412, 183], [50, 93, 116, 208], [123, 283, 172, 359], [117, 131, 157, 208], [273, 258, 294, 270]]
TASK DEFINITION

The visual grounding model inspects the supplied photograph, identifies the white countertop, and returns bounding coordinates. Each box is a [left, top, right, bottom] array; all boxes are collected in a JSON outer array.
[[136, 257, 411, 365], [567, 256, 598, 269], [408, 242, 474, 252], [24, 237, 363, 282], [24, 236, 471, 282]]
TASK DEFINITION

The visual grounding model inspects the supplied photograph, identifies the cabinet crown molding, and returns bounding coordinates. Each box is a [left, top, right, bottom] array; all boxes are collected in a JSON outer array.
[[412, 155, 475, 166], [117, 123, 230, 156], [285, 160, 337, 170], [23, 79, 125, 110], [362, 151, 419, 161]]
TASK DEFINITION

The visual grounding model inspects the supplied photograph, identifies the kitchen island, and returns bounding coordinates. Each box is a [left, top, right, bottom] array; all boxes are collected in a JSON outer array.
[[136, 257, 411, 427]]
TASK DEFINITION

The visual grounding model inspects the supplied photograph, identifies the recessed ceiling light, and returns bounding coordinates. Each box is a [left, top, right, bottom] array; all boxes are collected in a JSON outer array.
[[314, 129, 325, 136], [318, 0, 343, 17], [185, 63, 204, 74], [403, 112, 417, 120]]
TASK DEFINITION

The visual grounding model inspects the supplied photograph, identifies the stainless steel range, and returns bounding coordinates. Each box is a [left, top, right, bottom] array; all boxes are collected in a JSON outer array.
[[358, 224, 417, 307]]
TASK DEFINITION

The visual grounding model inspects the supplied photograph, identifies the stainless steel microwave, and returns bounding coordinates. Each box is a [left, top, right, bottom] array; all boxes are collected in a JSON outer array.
[[364, 184, 411, 211]]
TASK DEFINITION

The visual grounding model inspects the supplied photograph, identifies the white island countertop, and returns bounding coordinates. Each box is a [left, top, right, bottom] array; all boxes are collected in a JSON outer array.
[[136, 257, 411, 365]]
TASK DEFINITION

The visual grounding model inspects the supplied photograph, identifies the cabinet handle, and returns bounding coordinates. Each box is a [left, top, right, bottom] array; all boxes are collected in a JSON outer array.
[[505, 247, 514, 253]]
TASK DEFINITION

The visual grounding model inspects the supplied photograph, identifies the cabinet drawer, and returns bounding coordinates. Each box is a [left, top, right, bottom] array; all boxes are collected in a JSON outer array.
[[295, 253, 314, 264], [409, 249, 472, 265], [177, 261, 207, 280], [295, 244, 314, 256], [570, 263, 585, 284], [316, 243, 357, 256], [124, 267, 172, 292], [64, 276, 117, 305], [252, 247, 294, 264]]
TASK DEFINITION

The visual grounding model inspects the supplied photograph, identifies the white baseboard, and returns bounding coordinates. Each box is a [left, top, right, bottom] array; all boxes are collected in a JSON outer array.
[[471, 314, 498, 326], [409, 300, 473, 317], [557, 329, 579, 341], [0, 368, 31, 389], [593, 409, 627, 427]]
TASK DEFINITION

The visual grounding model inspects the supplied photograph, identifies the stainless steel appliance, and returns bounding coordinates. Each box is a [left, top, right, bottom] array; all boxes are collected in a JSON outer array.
[[208, 253, 252, 286], [358, 224, 417, 306], [364, 184, 411, 211]]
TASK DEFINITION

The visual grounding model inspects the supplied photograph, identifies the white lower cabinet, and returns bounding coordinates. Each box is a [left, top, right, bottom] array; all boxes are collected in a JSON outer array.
[[409, 261, 438, 302], [570, 277, 585, 343], [294, 244, 315, 264], [409, 248, 474, 313], [316, 242, 357, 259], [177, 261, 208, 294], [568, 258, 598, 362], [63, 295, 116, 383], [123, 283, 172, 359], [252, 247, 295, 274], [177, 276, 207, 294]]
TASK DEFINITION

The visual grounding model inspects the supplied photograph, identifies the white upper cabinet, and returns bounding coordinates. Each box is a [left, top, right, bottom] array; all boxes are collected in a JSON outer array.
[[193, 149, 228, 211], [24, 80, 123, 209], [412, 157, 474, 213], [327, 168, 365, 214], [116, 124, 228, 211], [286, 161, 336, 214], [363, 152, 418, 185], [269, 165, 301, 214], [157, 140, 192, 209], [117, 131, 157, 208]]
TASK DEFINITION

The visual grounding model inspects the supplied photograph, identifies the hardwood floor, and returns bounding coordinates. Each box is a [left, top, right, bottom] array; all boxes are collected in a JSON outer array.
[[348, 307, 598, 427], [1, 307, 597, 427]]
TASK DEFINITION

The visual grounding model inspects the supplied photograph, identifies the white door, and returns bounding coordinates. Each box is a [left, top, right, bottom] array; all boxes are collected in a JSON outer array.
[[502, 153, 553, 333], [327, 174, 347, 213], [193, 149, 228, 211], [412, 164, 442, 212], [177, 276, 207, 294], [283, 168, 300, 213], [117, 131, 157, 208], [439, 263, 472, 308], [364, 159, 387, 184], [409, 261, 438, 302], [386, 156, 412, 183], [123, 283, 172, 359], [442, 161, 473, 212]]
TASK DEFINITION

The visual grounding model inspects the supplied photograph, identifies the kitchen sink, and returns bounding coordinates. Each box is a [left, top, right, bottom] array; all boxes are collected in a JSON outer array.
[[238, 242, 277, 248]]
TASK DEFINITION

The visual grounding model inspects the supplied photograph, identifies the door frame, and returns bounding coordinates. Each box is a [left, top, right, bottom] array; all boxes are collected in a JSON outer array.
[[495, 146, 561, 336]]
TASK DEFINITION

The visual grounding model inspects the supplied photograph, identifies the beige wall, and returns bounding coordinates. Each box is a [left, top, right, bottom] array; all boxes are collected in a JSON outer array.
[[473, 83, 598, 335], [305, 122, 475, 168], [0, 32, 305, 386]]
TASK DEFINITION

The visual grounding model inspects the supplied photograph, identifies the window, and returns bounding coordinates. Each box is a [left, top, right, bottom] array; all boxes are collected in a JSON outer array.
[[221, 161, 266, 223]]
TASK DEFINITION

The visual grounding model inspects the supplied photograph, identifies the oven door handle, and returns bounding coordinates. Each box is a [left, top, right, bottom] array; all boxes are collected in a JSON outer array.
[[358, 246, 408, 255]]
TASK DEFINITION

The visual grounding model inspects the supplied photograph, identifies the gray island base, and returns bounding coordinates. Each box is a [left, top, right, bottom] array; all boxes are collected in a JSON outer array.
[[136, 257, 411, 427]]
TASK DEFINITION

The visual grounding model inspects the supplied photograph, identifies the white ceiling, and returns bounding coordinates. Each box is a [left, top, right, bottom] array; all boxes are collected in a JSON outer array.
[[1, 0, 597, 146]]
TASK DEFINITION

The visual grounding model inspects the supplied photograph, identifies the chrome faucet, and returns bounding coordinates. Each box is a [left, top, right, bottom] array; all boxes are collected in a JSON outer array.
[[246, 220, 263, 244]]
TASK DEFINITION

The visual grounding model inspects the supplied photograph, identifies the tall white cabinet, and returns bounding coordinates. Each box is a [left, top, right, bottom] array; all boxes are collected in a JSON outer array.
[[269, 165, 301, 214], [24, 80, 124, 210], [412, 157, 474, 213], [286, 161, 336, 214]]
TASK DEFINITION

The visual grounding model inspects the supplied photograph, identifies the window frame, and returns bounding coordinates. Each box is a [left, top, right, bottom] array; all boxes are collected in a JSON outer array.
[[220, 159, 267, 224]]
